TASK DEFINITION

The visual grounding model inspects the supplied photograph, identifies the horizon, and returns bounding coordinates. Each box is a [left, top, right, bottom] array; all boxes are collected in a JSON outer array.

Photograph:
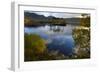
[[25, 11, 90, 18]]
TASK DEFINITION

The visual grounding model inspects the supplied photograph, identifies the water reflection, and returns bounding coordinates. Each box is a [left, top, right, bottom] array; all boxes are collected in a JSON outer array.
[[25, 24, 76, 55]]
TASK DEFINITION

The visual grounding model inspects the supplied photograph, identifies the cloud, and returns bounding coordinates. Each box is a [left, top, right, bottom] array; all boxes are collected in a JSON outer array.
[[26, 11, 89, 18], [26, 11, 84, 18]]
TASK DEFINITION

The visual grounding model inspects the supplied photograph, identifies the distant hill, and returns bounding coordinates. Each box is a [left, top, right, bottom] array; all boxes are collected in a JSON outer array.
[[24, 12, 81, 27], [24, 12, 46, 20], [65, 18, 80, 25]]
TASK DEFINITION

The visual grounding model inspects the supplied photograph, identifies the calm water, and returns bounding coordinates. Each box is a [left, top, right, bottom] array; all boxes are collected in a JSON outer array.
[[25, 24, 76, 56]]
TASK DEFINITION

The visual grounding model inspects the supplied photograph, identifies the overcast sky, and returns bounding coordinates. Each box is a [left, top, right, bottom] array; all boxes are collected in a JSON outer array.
[[26, 11, 90, 18]]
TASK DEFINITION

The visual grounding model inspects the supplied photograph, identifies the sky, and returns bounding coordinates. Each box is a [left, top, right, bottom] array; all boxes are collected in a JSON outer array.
[[27, 11, 87, 18]]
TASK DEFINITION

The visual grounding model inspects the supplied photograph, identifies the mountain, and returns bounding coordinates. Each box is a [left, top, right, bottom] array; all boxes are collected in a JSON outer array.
[[24, 12, 46, 20], [24, 12, 81, 26]]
